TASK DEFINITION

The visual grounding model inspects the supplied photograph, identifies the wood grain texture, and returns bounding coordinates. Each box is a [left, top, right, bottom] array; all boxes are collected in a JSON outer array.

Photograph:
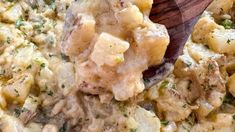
[[143, 0, 212, 87]]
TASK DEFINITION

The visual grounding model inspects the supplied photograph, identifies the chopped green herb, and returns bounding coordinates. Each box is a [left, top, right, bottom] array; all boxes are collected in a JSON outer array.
[[47, 90, 53, 96], [171, 84, 176, 89], [49, 54, 55, 57], [123, 113, 128, 117], [208, 63, 214, 70], [21, 107, 29, 113], [14, 108, 21, 117], [161, 120, 169, 126], [40, 63, 46, 68], [143, 78, 150, 84], [5, 0, 15, 2], [223, 94, 235, 104], [221, 19, 234, 29], [115, 56, 124, 63], [14, 89, 20, 97], [44, 0, 55, 5], [60, 122, 67, 132], [160, 80, 169, 89], [15, 17, 24, 28], [61, 84, 65, 89], [6, 37, 11, 44], [26, 64, 32, 69], [227, 39, 231, 44], [130, 128, 137, 132], [233, 115, 235, 120]]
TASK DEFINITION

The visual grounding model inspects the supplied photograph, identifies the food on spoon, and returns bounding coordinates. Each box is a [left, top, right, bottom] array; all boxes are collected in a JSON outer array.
[[62, 0, 169, 101], [0, 0, 234, 131]]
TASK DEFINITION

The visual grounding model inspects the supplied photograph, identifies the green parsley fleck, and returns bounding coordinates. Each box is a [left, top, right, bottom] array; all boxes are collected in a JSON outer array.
[[171, 83, 176, 89], [221, 19, 234, 29], [123, 113, 128, 117], [143, 78, 150, 84], [40, 63, 46, 68], [208, 63, 214, 70], [161, 120, 169, 126], [14, 108, 21, 117], [15, 17, 24, 28], [5, 0, 15, 2], [233, 115, 235, 120], [14, 89, 20, 97], [26, 64, 32, 69], [61, 84, 65, 89], [47, 90, 53, 96], [60, 122, 68, 132], [130, 128, 137, 132], [160, 80, 169, 89], [6, 37, 11, 44], [21, 107, 29, 113], [223, 94, 235, 104], [227, 39, 231, 44]]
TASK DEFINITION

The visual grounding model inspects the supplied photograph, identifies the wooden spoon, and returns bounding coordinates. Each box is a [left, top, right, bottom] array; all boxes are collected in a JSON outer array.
[[143, 0, 213, 87]]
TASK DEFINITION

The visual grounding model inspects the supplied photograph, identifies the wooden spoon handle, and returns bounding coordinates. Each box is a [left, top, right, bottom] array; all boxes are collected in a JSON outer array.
[[143, 0, 212, 87]]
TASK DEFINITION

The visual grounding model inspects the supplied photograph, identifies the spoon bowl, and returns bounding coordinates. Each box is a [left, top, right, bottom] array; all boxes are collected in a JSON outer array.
[[143, 0, 213, 87]]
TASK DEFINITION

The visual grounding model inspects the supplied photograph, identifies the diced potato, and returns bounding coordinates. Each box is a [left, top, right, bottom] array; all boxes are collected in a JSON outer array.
[[32, 51, 49, 67], [228, 74, 235, 97], [63, 13, 96, 55], [207, 29, 235, 54], [196, 100, 214, 118], [19, 95, 40, 123], [116, 5, 143, 29], [56, 62, 75, 96], [22, 95, 39, 112], [91, 32, 130, 67], [133, 23, 169, 66], [0, 113, 25, 132], [192, 17, 223, 44], [2, 73, 34, 103], [1, 4, 23, 23], [24, 123, 43, 132], [14, 44, 35, 68], [134, 0, 153, 12], [187, 42, 224, 62], [132, 106, 161, 132], [213, 113, 233, 127], [42, 124, 58, 132], [173, 49, 196, 77], [207, 0, 234, 14], [0, 25, 12, 43]]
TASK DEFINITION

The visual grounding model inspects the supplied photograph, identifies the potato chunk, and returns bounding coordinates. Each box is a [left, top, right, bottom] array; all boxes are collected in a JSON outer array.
[[131, 106, 161, 132], [207, 0, 234, 14], [116, 5, 143, 29], [2, 73, 34, 103], [133, 23, 169, 66], [63, 13, 96, 55], [208, 29, 235, 54], [134, 0, 153, 12], [1, 4, 23, 23], [91, 32, 130, 67], [192, 17, 223, 44]]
